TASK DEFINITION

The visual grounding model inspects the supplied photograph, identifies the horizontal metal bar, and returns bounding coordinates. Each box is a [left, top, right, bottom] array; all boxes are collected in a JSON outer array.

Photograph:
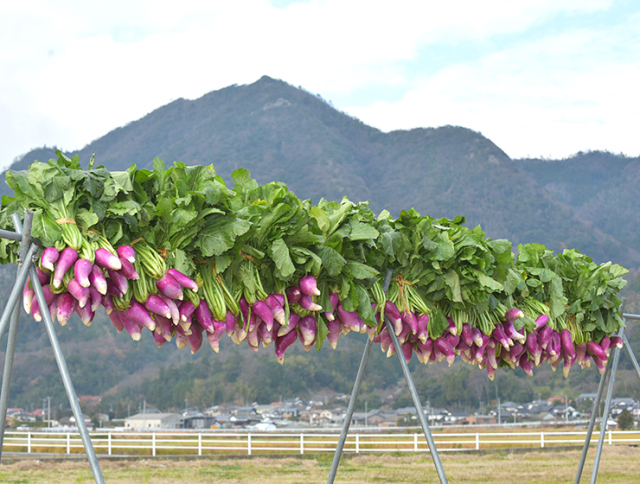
[[0, 228, 43, 247], [622, 313, 640, 321]]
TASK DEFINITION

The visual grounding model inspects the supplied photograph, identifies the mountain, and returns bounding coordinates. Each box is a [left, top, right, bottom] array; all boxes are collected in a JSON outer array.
[[3, 76, 639, 267], [2, 75, 640, 417]]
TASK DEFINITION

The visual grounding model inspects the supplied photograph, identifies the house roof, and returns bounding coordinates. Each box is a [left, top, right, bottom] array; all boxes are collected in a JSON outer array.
[[125, 413, 180, 420]]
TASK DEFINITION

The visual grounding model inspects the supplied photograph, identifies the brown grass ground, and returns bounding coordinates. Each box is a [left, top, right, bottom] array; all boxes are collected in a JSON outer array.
[[0, 446, 638, 483]]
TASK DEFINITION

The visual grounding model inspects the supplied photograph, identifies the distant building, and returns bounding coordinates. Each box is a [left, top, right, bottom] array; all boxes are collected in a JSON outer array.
[[124, 413, 181, 430]]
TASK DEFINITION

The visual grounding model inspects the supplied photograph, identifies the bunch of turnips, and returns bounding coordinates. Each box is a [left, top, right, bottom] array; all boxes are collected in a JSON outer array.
[[0, 152, 629, 377]]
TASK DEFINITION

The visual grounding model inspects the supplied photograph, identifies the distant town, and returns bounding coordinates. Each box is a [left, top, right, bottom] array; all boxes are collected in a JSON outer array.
[[6, 393, 639, 432]]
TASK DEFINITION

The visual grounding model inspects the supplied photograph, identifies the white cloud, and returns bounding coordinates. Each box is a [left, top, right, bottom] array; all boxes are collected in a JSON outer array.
[[0, 0, 628, 169], [347, 18, 640, 159]]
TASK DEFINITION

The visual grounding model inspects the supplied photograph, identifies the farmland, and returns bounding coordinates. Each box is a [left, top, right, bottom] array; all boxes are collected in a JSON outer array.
[[1, 446, 639, 483]]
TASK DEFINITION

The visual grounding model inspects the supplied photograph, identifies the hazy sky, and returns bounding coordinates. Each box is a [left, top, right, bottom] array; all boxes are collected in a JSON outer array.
[[1, 0, 639, 169]]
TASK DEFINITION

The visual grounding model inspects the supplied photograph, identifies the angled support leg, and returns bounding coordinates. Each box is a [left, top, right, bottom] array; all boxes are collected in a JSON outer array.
[[326, 269, 392, 484], [0, 212, 33, 462], [386, 316, 448, 484], [30, 267, 105, 484], [574, 358, 612, 484], [589, 327, 624, 484]]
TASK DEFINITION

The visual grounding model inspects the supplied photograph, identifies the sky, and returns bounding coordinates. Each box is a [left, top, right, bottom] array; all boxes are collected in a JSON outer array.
[[1, 0, 639, 170]]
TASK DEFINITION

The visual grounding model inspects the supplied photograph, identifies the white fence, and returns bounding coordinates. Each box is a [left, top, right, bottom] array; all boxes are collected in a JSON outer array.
[[2, 430, 640, 457]]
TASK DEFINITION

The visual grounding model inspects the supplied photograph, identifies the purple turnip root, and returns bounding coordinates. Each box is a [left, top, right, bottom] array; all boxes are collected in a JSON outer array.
[[89, 287, 102, 313], [225, 311, 237, 336], [167, 268, 198, 293], [401, 341, 414, 363], [434, 337, 455, 366], [125, 300, 156, 331], [563, 354, 576, 378], [174, 328, 188, 349], [155, 315, 173, 342], [492, 325, 512, 350], [108, 310, 124, 333], [446, 332, 460, 349], [108, 269, 129, 295], [179, 300, 196, 322], [610, 336, 623, 349], [486, 364, 496, 381], [153, 329, 167, 348], [526, 332, 541, 366], [587, 341, 607, 361], [41, 247, 59, 272], [520, 354, 533, 376], [337, 305, 361, 332], [75, 303, 94, 326], [599, 336, 611, 357], [549, 331, 561, 357], [402, 311, 419, 335], [472, 327, 483, 346], [56, 293, 77, 326], [53, 248, 78, 289], [327, 319, 341, 350], [538, 326, 553, 350], [560, 329, 576, 359], [144, 294, 172, 319], [416, 339, 433, 364], [505, 308, 524, 323], [32, 297, 42, 322], [185, 320, 204, 354], [503, 320, 525, 344], [36, 267, 49, 286], [397, 322, 411, 345], [385, 301, 403, 335], [447, 318, 458, 336], [118, 257, 139, 280], [416, 314, 429, 343], [120, 312, 142, 341], [94, 248, 121, 271], [286, 286, 301, 304], [89, 265, 108, 295], [265, 295, 286, 325], [23, 283, 35, 314], [486, 345, 498, 370], [156, 272, 183, 300], [106, 279, 122, 298], [259, 322, 273, 347], [206, 320, 226, 353], [116, 245, 135, 263], [278, 313, 300, 337], [194, 299, 214, 332], [253, 300, 274, 330], [299, 315, 317, 346], [74, 259, 93, 288], [275, 330, 298, 364], [322, 293, 339, 322], [575, 343, 587, 368], [461, 323, 473, 346], [68, 278, 90, 308], [535, 314, 549, 330], [299, 294, 322, 312], [299, 275, 320, 296], [159, 295, 180, 325], [103, 295, 114, 315]]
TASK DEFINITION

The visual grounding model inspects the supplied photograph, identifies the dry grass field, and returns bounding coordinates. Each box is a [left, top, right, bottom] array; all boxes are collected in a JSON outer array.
[[0, 446, 639, 483]]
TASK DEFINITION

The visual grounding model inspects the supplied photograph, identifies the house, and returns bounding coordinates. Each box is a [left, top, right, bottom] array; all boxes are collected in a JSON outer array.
[[610, 398, 637, 416], [464, 415, 496, 425], [182, 410, 207, 429], [124, 412, 181, 430], [576, 394, 598, 406]]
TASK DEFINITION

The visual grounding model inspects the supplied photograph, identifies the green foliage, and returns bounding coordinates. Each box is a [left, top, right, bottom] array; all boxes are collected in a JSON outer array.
[[617, 409, 634, 430]]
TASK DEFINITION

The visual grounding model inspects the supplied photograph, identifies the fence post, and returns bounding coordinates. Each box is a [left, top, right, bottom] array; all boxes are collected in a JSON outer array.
[[609, 430, 612, 446], [248, 433, 252, 456], [108, 432, 112, 456], [475, 433, 479, 450], [540, 431, 544, 448], [355, 434, 359, 454], [152, 432, 156, 457], [66, 432, 70, 454], [300, 433, 304, 455], [198, 433, 202, 456], [414, 433, 418, 452], [27, 432, 31, 453]]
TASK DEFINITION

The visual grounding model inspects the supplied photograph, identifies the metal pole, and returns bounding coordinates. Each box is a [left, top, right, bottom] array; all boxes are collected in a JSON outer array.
[[386, 316, 448, 484], [0, 245, 38, 341], [590, 328, 624, 484], [30, 266, 105, 484], [622, 334, 640, 382], [574, 348, 613, 484], [0, 212, 33, 462], [326, 269, 392, 484]]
